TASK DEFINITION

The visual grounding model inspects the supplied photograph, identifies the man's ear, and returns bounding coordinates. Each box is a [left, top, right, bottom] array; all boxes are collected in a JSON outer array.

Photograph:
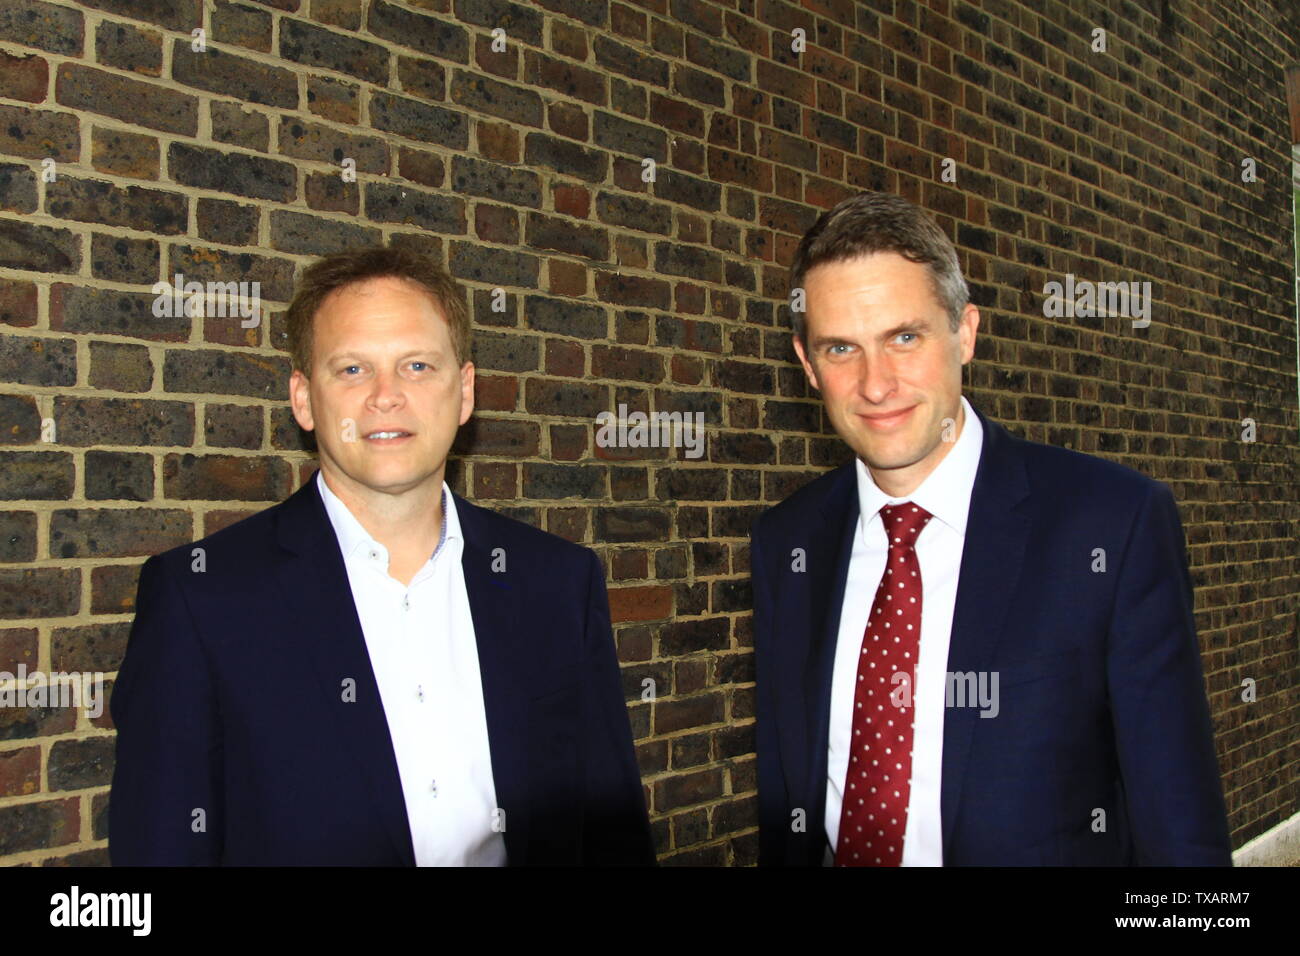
[[958, 303, 980, 365], [458, 361, 475, 427], [791, 334, 821, 392], [289, 369, 315, 432]]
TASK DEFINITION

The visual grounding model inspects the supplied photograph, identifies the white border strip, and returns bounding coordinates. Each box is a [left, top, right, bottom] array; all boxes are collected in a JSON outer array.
[[1232, 810, 1300, 866]]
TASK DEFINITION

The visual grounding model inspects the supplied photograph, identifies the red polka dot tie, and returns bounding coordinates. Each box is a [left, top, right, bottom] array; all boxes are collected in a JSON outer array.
[[835, 501, 933, 867]]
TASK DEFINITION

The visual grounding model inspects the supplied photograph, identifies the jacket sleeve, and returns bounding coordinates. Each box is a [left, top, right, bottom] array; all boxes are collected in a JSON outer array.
[[1105, 482, 1232, 865], [579, 548, 657, 865], [109, 554, 224, 865], [751, 517, 788, 866]]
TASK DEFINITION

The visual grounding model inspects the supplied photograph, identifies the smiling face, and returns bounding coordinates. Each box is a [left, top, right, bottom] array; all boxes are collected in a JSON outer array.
[[288, 275, 474, 504], [793, 252, 979, 498]]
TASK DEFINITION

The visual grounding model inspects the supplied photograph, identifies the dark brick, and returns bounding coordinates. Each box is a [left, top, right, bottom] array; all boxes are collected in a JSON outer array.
[[0, 103, 79, 161], [212, 0, 272, 51], [0, 163, 38, 214], [169, 143, 295, 201], [473, 329, 539, 372], [522, 295, 606, 341], [56, 64, 197, 135], [278, 117, 388, 173], [172, 40, 296, 107], [527, 49, 606, 105], [0, 50, 49, 102], [85, 450, 153, 501], [53, 398, 193, 450], [451, 155, 542, 207], [49, 286, 183, 342], [307, 170, 362, 212], [92, 126, 160, 180], [448, 241, 540, 287], [48, 736, 115, 791], [367, 0, 470, 61], [365, 182, 466, 233], [86, 342, 151, 394], [524, 132, 607, 182], [454, 0, 544, 45], [370, 91, 470, 149], [204, 402, 262, 449], [0, 333, 75, 386], [163, 349, 289, 400], [90, 234, 159, 285], [0, 513, 37, 562], [0, 798, 79, 855], [451, 70, 544, 126], [269, 210, 381, 255], [94, 20, 161, 75], [196, 197, 259, 246], [0, 452, 73, 500], [594, 506, 671, 543], [523, 463, 605, 499], [654, 169, 722, 212], [526, 212, 608, 260], [46, 177, 186, 234], [210, 102, 269, 151], [51, 622, 130, 673], [594, 35, 668, 86], [279, 17, 389, 84], [0, 1, 83, 55], [162, 453, 291, 501], [168, 244, 296, 302], [306, 75, 360, 124], [49, 509, 190, 559]]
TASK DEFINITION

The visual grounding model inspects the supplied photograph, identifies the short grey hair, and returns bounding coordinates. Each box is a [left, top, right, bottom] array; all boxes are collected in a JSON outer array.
[[788, 191, 970, 343]]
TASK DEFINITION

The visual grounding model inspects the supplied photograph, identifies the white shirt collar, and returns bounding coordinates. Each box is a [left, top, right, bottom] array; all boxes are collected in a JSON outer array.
[[854, 393, 984, 537], [315, 469, 459, 563]]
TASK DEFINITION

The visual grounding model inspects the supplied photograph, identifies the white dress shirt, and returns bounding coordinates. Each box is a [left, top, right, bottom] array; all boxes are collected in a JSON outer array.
[[824, 394, 984, 865], [316, 470, 506, 866]]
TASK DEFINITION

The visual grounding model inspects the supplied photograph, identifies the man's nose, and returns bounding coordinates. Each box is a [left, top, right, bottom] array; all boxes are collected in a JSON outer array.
[[368, 369, 404, 408], [858, 351, 898, 403]]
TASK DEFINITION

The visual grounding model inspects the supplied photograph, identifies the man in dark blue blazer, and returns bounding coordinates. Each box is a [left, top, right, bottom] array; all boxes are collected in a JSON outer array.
[[752, 192, 1231, 866], [110, 247, 654, 865]]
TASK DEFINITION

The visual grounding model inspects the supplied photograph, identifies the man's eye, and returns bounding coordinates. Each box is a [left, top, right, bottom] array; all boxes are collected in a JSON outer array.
[[342, 365, 361, 375], [828, 344, 851, 355], [410, 361, 428, 371], [897, 332, 918, 344]]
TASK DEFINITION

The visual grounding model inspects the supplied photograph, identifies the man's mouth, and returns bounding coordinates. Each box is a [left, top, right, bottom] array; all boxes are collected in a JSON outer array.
[[364, 430, 413, 443], [859, 406, 916, 429]]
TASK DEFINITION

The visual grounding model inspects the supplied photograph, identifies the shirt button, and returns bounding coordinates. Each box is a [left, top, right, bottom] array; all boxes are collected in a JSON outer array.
[[402, 594, 410, 611], [369, 549, 379, 561], [430, 779, 438, 797]]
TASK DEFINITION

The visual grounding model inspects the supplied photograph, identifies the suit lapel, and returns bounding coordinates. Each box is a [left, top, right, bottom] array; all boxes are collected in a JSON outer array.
[[769, 463, 857, 860], [940, 404, 1032, 857], [273, 475, 416, 866], [454, 495, 530, 864]]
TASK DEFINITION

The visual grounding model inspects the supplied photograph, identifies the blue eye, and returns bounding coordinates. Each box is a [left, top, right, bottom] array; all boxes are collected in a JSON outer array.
[[343, 365, 361, 375], [411, 361, 428, 371], [897, 333, 918, 344]]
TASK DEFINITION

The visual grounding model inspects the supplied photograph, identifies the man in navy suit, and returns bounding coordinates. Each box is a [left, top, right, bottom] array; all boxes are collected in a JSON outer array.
[[110, 246, 654, 865], [752, 191, 1231, 866]]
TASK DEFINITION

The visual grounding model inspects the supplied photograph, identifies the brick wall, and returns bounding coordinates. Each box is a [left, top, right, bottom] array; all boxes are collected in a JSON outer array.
[[0, 0, 1297, 866]]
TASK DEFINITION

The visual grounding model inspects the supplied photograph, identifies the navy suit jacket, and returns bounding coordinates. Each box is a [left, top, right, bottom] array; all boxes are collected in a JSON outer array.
[[109, 474, 654, 866], [752, 401, 1232, 866]]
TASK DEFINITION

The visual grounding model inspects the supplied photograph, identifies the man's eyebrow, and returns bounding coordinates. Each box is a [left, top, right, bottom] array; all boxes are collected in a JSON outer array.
[[325, 349, 442, 362]]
